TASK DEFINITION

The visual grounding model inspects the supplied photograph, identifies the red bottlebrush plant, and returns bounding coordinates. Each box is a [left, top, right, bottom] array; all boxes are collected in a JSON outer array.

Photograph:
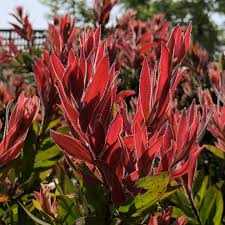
[[198, 61, 225, 151], [10, 6, 33, 45], [33, 51, 59, 117], [49, 24, 203, 207], [134, 24, 192, 132], [166, 101, 211, 191], [0, 39, 20, 65], [33, 15, 79, 117], [50, 26, 135, 204], [200, 71, 225, 151], [0, 82, 13, 109], [174, 42, 209, 109], [47, 15, 78, 65], [121, 24, 206, 190], [93, 0, 117, 29], [113, 12, 171, 71], [124, 101, 211, 193], [34, 184, 57, 218], [208, 62, 225, 104], [191, 42, 209, 77], [0, 92, 39, 166]]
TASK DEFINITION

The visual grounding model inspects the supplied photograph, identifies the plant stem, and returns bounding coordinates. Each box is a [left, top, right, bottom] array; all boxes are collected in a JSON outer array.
[[184, 186, 202, 225]]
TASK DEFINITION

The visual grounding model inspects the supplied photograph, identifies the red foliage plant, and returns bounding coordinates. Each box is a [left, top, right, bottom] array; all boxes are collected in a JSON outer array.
[[94, 0, 117, 28], [174, 42, 209, 108], [0, 38, 20, 65], [37, 17, 212, 207], [0, 92, 39, 166], [33, 16, 78, 117], [10, 6, 33, 44], [33, 51, 59, 117], [0, 82, 13, 109], [47, 15, 78, 65], [113, 12, 171, 71], [199, 62, 225, 151]]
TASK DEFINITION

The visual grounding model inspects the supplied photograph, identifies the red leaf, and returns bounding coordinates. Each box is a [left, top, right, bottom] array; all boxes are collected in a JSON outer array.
[[115, 90, 136, 103], [68, 49, 76, 65], [180, 23, 192, 60], [94, 160, 125, 204], [140, 58, 151, 120], [119, 99, 132, 135], [51, 131, 94, 163], [134, 122, 146, 161], [84, 55, 109, 105], [50, 53, 65, 81], [156, 43, 171, 100], [94, 26, 101, 47], [90, 121, 106, 156], [106, 112, 123, 145], [139, 42, 158, 54], [56, 81, 87, 142]]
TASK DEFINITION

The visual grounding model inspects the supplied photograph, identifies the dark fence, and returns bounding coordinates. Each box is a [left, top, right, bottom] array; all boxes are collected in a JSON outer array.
[[0, 29, 47, 49]]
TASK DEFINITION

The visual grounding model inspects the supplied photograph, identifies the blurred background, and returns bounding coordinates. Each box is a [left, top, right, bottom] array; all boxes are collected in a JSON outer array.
[[1, 0, 225, 55]]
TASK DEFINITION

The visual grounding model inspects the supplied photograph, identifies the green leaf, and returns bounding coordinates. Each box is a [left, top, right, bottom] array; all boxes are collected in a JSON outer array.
[[55, 164, 75, 195], [33, 119, 40, 135], [34, 160, 57, 169], [46, 118, 61, 131], [8, 168, 16, 187], [160, 185, 181, 200], [40, 137, 54, 149], [200, 181, 224, 224], [20, 128, 36, 182], [172, 207, 199, 225], [135, 172, 170, 189], [32, 199, 44, 212], [206, 145, 225, 159], [35, 146, 62, 162], [18, 202, 35, 225], [118, 172, 172, 216], [57, 195, 81, 224], [170, 188, 195, 219], [212, 190, 224, 225], [19, 202, 51, 225], [194, 175, 209, 208], [84, 186, 107, 217]]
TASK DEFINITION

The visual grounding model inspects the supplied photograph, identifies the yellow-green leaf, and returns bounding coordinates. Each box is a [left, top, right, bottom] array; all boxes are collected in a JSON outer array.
[[206, 145, 225, 159], [118, 172, 172, 216], [19, 202, 51, 225]]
